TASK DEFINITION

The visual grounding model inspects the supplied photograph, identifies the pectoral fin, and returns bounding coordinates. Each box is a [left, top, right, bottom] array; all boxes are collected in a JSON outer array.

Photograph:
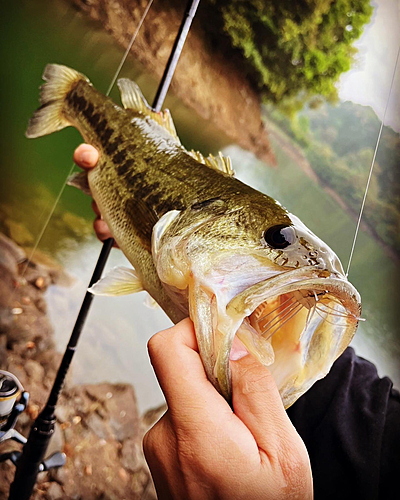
[[67, 171, 91, 195], [88, 266, 144, 296], [143, 294, 160, 309]]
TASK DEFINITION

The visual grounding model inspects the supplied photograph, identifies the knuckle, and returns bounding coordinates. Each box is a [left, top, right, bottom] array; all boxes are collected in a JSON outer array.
[[143, 417, 166, 458], [237, 364, 274, 396], [276, 436, 312, 494], [142, 427, 156, 456], [147, 332, 163, 359], [147, 327, 175, 359]]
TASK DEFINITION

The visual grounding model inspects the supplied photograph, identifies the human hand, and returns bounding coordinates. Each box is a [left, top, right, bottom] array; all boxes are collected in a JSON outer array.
[[73, 144, 117, 245], [143, 319, 313, 500]]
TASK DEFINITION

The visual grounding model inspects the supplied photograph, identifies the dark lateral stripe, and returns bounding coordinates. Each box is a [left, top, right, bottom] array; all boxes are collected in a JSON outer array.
[[130, 171, 146, 185], [191, 197, 222, 210], [85, 101, 94, 118], [113, 150, 127, 164], [88, 112, 100, 127], [124, 197, 155, 250], [117, 159, 134, 176], [96, 119, 107, 135], [102, 127, 113, 143], [105, 140, 120, 155], [66, 89, 87, 112]]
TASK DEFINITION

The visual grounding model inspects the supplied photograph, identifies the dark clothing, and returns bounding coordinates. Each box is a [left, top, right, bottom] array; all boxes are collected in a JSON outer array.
[[287, 347, 400, 500]]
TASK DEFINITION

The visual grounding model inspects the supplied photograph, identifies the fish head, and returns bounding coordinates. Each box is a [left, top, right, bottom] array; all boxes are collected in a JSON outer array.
[[152, 194, 361, 408]]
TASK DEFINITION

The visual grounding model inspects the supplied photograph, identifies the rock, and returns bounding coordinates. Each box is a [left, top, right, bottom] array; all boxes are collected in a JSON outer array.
[[34, 276, 46, 289], [84, 464, 92, 476], [72, 415, 81, 425], [55, 405, 70, 423], [46, 423, 65, 459], [120, 437, 143, 472], [23, 249, 74, 287], [0, 233, 154, 499], [45, 481, 64, 500], [85, 383, 140, 442], [85, 412, 112, 440], [0, 233, 26, 275], [49, 465, 67, 485], [24, 359, 45, 382], [0, 334, 7, 365], [27, 403, 40, 420], [0, 307, 14, 334], [34, 296, 48, 313]]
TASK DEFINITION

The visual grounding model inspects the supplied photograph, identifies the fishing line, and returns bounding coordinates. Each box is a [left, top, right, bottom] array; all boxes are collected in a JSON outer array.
[[19, 165, 75, 279], [105, 0, 154, 97], [9, 2, 201, 498], [17, 0, 154, 283], [345, 42, 400, 277]]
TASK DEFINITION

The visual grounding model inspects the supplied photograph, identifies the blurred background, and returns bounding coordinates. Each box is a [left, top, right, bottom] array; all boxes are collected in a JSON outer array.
[[0, 0, 399, 414]]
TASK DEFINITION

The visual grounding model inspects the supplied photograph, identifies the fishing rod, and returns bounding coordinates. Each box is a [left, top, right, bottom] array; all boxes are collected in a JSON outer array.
[[7, 1, 200, 498]]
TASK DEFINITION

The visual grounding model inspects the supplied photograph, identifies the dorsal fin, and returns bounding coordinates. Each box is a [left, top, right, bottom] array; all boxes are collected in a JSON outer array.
[[187, 150, 235, 176], [117, 78, 181, 145]]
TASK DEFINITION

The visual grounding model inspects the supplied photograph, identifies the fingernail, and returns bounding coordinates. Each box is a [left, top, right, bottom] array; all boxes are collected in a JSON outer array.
[[230, 346, 249, 361], [80, 151, 95, 166]]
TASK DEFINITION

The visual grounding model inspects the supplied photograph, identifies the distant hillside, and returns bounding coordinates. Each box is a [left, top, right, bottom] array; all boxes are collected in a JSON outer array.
[[264, 100, 400, 256]]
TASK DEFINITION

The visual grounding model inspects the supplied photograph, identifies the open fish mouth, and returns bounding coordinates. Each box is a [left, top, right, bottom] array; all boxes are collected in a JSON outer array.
[[195, 267, 362, 408]]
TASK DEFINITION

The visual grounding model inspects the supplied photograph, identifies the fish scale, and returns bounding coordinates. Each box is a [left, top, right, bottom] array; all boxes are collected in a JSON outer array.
[[26, 64, 361, 407]]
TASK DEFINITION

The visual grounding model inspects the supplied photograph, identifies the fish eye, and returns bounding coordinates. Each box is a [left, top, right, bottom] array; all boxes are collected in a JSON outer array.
[[264, 225, 296, 249]]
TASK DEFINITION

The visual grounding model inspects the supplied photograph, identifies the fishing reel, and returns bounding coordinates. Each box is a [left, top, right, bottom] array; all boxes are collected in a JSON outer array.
[[0, 370, 65, 472]]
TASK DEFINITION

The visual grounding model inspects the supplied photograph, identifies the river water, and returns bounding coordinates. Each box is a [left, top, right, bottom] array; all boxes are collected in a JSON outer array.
[[1, 0, 398, 412]]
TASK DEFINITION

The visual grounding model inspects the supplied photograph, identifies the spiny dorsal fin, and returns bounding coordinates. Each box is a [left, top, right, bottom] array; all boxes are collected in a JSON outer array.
[[187, 150, 234, 176], [117, 78, 181, 145]]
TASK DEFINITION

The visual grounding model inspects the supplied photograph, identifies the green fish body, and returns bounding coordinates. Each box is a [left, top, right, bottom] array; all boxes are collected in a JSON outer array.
[[27, 64, 362, 407]]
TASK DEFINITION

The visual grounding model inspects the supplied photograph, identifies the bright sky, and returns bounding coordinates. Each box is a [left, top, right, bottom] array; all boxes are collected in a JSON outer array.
[[337, 0, 400, 132]]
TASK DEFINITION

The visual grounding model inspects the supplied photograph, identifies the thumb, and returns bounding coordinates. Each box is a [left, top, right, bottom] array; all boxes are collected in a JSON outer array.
[[230, 353, 296, 453]]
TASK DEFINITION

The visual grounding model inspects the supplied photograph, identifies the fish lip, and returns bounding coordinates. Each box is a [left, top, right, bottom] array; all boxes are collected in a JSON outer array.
[[196, 265, 361, 403], [225, 266, 361, 319], [210, 266, 361, 402]]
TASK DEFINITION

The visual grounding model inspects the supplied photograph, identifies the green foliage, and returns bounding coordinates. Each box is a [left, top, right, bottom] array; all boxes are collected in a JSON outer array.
[[264, 101, 400, 255], [206, 0, 373, 107], [265, 103, 310, 147]]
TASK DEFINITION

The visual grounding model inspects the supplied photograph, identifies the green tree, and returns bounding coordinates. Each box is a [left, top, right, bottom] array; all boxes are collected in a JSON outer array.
[[207, 0, 373, 106]]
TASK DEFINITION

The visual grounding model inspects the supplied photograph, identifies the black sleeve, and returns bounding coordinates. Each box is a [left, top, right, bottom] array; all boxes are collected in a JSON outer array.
[[287, 347, 400, 500]]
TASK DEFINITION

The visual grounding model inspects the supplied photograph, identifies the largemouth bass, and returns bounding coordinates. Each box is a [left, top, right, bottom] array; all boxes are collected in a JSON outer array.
[[26, 64, 362, 408]]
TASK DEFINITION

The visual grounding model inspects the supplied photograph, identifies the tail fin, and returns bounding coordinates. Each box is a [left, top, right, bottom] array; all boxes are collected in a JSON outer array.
[[26, 64, 90, 138]]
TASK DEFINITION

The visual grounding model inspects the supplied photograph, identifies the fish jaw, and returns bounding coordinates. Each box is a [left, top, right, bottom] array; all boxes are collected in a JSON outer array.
[[155, 232, 288, 395], [199, 266, 361, 407], [153, 213, 361, 406]]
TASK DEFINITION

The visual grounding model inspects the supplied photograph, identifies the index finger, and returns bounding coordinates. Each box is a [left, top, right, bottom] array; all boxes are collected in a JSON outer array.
[[148, 319, 231, 421], [73, 144, 99, 170]]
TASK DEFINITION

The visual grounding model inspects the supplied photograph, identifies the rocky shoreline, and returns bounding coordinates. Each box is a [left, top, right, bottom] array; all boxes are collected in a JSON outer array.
[[0, 232, 163, 500], [68, 0, 276, 165]]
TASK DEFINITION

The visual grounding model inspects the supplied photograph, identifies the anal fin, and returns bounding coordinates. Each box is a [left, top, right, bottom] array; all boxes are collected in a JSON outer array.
[[88, 266, 144, 296]]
